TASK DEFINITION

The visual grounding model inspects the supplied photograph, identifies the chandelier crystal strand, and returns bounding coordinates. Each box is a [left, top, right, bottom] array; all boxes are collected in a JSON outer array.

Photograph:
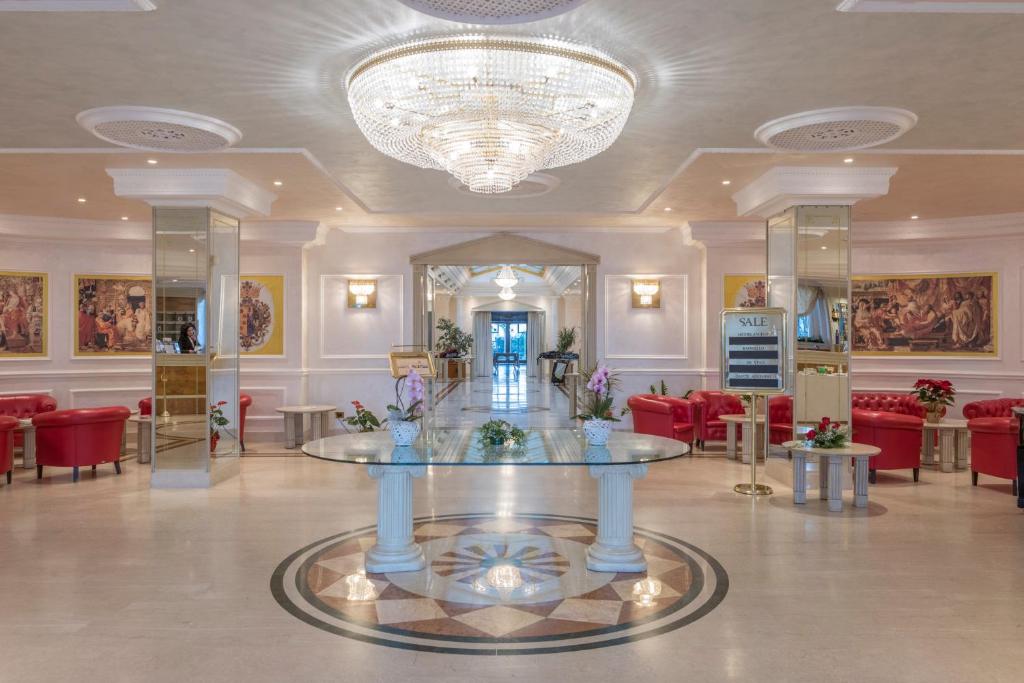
[[494, 265, 519, 288], [346, 35, 636, 194]]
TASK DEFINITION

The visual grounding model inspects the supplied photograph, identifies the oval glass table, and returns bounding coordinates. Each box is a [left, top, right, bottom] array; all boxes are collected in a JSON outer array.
[[303, 429, 689, 574]]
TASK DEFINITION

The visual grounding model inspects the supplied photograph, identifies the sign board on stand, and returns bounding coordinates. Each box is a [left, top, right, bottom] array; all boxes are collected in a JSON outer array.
[[388, 350, 436, 380], [720, 307, 788, 496]]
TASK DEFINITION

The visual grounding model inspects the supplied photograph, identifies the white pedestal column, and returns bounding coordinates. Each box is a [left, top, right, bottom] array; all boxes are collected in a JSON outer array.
[[827, 454, 844, 512], [726, 422, 738, 460], [283, 413, 302, 449], [365, 464, 427, 573], [854, 455, 869, 508], [939, 430, 956, 473], [310, 411, 330, 441], [792, 451, 807, 504], [586, 464, 648, 573]]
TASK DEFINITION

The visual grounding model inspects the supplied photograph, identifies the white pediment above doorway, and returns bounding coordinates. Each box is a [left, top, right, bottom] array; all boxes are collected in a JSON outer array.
[[410, 233, 600, 266]]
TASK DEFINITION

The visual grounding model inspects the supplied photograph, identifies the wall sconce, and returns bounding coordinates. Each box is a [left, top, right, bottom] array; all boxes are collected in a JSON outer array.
[[632, 279, 661, 308], [348, 279, 377, 308]]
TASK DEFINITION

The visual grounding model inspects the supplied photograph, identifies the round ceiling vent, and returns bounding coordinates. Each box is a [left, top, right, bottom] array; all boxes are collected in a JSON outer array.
[[754, 107, 917, 152], [449, 172, 561, 198], [76, 106, 243, 152], [398, 0, 589, 24]]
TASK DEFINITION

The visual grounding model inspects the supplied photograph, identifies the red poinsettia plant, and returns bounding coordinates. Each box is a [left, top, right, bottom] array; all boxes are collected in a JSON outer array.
[[910, 379, 955, 413], [805, 417, 848, 449]]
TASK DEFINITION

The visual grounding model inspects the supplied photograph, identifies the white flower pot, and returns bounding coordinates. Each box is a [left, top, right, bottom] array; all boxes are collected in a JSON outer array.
[[389, 420, 421, 447], [583, 419, 612, 446]]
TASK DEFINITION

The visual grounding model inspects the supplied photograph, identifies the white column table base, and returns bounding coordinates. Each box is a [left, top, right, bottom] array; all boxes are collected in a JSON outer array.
[[826, 454, 844, 512], [365, 464, 428, 573], [922, 432, 936, 466], [18, 421, 35, 469], [792, 451, 807, 504], [310, 410, 331, 442], [956, 430, 970, 470], [854, 454, 869, 508], [586, 463, 648, 573], [939, 429, 956, 473], [726, 422, 738, 460], [283, 413, 302, 449]]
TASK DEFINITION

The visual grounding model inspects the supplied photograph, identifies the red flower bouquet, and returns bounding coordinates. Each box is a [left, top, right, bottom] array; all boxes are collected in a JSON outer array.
[[805, 417, 848, 449]]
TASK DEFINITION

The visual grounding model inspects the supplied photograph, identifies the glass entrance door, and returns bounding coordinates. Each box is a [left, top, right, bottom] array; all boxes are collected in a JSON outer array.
[[490, 312, 528, 363]]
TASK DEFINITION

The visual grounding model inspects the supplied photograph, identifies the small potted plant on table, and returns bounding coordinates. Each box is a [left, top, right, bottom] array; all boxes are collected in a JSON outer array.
[[910, 379, 955, 423], [575, 364, 620, 446], [387, 369, 425, 446], [479, 419, 527, 449], [435, 318, 473, 378], [805, 417, 848, 449]]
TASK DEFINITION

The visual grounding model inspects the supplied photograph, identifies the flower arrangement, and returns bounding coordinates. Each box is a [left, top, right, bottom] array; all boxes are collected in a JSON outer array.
[[805, 417, 848, 449], [479, 419, 526, 448], [344, 400, 384, 433], [209, 400, 229, 435], [388, 369, 425, 422], [576, 364, 620, 446], [910, 378, 955, 422]]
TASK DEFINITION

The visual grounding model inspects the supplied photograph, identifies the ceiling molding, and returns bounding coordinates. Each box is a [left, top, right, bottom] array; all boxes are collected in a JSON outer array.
[[410, 233, 600, 266], [837, 0, 1024, 13], [682, 221, 766, 248], [337, 225, 675, 234], [732, 166, 898, 218], [238, 221, 321, 247], [107, 168, 277, 218], [0, 0, 155, 10]]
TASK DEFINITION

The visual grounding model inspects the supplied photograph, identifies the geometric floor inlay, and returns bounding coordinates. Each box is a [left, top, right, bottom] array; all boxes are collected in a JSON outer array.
[[271, 513, 729, 654]]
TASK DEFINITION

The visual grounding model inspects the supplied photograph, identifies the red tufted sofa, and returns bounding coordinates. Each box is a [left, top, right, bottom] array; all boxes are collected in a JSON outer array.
[[0, 394, 57, 448], [627, 395, 695, 445], [34, 407, 131, 482], [690, 391, 745, 447], [140, 394, 252, 451], [767, 395, 794, 445], [963, 398, 1024, 493], [851, 392, 926, 482], [0, 416, 16, 485]]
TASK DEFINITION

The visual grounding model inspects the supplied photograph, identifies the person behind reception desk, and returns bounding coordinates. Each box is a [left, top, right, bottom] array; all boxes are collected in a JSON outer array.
[[178, 323, 201, 354]]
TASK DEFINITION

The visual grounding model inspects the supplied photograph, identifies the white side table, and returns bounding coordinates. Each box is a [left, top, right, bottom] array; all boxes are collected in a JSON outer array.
[[783, 440, 880, 512], [276, 405, 337, 449], [921, 419, 969, 473], [721, 414, 765, 464], [129, 414, 152, 464], [17, 419, 35, 469]]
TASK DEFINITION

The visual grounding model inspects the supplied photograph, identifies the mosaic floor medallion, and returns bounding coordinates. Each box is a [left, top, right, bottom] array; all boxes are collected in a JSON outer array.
[[271, 513, 728, 655]]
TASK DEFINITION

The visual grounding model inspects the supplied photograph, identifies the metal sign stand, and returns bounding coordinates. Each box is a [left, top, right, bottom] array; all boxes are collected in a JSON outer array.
[[1014, 407, 1023, 509], [720, 307, 788, 498], [734, 394, 773, 496]]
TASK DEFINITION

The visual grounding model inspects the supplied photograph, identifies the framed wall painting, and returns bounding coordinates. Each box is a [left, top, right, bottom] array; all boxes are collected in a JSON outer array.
[[723, 274, 767, 309], [851, 272, 997, 356], [74, 274, 153, 357], [240, 274, 284, 356], [0, 271, 47, 358]]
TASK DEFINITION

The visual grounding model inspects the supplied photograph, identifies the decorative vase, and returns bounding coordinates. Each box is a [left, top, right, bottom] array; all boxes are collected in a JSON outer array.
[[926, 409, 940, 424], [583, 419, 612, 446], [210, 432, 220, 452], [389, 419, 421, 446]]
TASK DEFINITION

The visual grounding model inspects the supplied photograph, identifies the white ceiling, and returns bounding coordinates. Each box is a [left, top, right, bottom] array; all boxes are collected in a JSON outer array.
[[2, 0, 1024, 226]]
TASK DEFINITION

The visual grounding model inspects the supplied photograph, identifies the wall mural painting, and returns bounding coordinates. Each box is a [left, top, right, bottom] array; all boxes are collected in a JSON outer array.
[[851, 273, 997, 356], [723, 274, 767, 309], [75, 275, 153, 356], [240, 275, 284, 356], [0, 271, 47, 357]]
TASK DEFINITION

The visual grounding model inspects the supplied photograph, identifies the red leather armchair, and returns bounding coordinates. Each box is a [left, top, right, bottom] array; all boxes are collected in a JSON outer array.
[[767, 395, 794, 445], [140, 393, 252, 451], [627, 394, 695, 445], [963, 398, 1024, 493], [0, 394, 57, 448], [0, 416, 16, 485], [34, 407, 131, 482], [690, 391, 745, 447], [852, 410, 924, 482], [851, 392, 932, 418]]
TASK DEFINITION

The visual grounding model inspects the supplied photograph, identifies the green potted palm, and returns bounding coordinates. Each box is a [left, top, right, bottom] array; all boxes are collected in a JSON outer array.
[[435, 318, 473, 377]]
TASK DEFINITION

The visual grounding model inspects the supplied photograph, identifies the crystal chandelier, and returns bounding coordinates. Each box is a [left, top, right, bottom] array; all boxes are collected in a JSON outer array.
[[346, 35, 636, 194], [499, 287, 517, 301], [494, 265, 519, 289]]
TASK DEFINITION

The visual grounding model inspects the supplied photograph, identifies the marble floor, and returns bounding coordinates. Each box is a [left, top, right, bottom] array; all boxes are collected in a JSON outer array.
[[2, 378, 1023, 681]]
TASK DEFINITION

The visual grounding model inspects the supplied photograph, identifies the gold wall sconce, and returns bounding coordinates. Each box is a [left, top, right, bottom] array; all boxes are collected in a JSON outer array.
[[631, 279, 661, 308], [348, 279, 377, 308]]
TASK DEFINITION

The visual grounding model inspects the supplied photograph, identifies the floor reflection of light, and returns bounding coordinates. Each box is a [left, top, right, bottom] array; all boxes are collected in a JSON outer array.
[[344, 569, 378, 601], [632, 577, 662, 607], [486, 564, 524, 590]]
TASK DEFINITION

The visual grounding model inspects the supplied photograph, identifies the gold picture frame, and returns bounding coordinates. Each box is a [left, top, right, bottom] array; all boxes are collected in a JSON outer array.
[[851, 272, 998, 357], [388, 350, 436, 379], [74, 274, 153, 357], [0, 270, 47, 358]]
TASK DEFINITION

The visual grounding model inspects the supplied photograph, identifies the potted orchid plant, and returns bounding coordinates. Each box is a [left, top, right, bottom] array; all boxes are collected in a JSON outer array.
[[575, 364, 620, 446], [387, 369, 425, 446], [910, 378, 955, 423]]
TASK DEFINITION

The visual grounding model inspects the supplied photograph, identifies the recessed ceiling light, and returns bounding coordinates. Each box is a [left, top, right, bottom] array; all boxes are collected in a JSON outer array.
[[721, 180, 731, 185], [335, 206, 344, 211], [910, 215, 919, 220], [188, 248, 196, 253], [77, 197, 87, 203], [146, 158, 158, 165], [821, 246, 828, 250], [121, 216, 128, 221], [273, 180, 283, 187], [843, 158, 854, 164], [663, 207, 673, 212]]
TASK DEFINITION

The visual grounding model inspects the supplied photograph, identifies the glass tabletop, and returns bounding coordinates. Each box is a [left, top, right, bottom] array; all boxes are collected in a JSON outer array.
[[302, 429, 689, 466]]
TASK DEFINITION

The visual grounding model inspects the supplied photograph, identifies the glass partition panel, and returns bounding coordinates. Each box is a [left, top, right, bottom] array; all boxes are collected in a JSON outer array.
[[209, 211, 240, 459]]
